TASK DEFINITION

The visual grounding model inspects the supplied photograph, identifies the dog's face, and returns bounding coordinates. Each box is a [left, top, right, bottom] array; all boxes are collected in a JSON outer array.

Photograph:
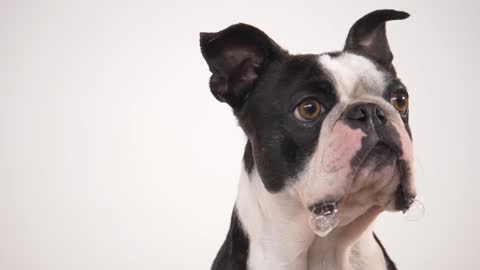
[[201, 10, 416, 227]]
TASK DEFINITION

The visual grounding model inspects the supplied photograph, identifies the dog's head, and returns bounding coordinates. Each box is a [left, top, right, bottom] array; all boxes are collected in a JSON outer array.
[[200, 10, 416, 228]]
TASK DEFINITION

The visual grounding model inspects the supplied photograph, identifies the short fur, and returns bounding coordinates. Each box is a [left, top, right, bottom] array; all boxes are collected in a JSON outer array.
[[200, 9, 416, 270]]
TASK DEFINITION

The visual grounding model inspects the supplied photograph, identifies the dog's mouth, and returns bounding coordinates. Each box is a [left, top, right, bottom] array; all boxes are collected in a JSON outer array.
[[307, 152, 419, 237], [308, 139, 416, 221], [351, 140, 416, 211], [362, 147, 420, 214], [393, 159, 417, 212], [357, 142, 398, 172], [348, 140, 400, 185]]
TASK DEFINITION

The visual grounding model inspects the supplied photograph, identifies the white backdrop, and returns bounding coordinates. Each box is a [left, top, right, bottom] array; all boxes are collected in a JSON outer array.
[[1, 0, 479, 269]]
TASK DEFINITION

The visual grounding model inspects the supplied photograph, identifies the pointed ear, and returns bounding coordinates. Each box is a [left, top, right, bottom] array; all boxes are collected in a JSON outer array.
[[344, 10, 409, 73], [200, 23, 284, 109]]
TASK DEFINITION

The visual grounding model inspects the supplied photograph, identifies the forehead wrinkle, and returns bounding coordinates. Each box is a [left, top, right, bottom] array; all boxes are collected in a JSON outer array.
[[318, 53, 387, 102]]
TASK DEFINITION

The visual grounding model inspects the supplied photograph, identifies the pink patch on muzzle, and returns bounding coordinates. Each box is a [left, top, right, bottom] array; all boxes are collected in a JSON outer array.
[[301, 122, 367, 206]]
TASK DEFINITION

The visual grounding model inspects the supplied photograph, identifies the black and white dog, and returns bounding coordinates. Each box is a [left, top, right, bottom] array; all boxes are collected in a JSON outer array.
[[200, 10, 417, 270]]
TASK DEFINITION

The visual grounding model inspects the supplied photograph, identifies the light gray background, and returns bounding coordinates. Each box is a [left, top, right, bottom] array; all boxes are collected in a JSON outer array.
[[1, 0, 478, 269]]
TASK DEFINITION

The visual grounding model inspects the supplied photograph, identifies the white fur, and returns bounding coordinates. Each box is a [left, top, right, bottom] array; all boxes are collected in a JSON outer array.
[[319, 53, 388, 103], [236, 169, 312, 270], [236, 168, 387, 270]]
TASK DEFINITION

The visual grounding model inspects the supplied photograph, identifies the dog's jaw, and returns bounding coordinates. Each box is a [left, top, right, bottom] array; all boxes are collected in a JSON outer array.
[[236, 167, 388, 270]]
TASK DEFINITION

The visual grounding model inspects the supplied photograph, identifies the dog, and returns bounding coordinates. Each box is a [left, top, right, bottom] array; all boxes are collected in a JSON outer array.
[[200, 9, 417, 270]]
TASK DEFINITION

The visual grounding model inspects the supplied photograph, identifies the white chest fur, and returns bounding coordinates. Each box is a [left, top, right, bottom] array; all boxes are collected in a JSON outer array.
[[236, 169, 387, 270]]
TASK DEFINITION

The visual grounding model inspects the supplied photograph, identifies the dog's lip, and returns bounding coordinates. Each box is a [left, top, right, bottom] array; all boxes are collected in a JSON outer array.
[[372, 141, 401, 157], [348, 140, 400, 184], [394, 176, 417, 211], [394, 184, 416, 211], [342, 141, 408, 209]]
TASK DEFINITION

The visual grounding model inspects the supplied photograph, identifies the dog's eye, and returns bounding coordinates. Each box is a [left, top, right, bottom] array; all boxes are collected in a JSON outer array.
[[294, 99, 323, 122], [390, 92, 408, 114]]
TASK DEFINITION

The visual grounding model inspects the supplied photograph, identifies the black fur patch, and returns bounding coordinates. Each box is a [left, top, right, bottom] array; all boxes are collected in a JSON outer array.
[[394, 159, 415, 210], [243, 140, 254, 174], [344, 9, 410, 75], [374, 233, 398, 270], [237, 54, 338, 192], [211, 208, 249, 270]]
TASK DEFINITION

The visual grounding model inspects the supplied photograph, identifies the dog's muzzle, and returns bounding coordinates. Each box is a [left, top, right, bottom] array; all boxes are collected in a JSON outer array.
[[303, 102, 424, 237]]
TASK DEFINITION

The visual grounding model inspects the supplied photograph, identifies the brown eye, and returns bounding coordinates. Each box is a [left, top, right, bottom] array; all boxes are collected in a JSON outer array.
[[391, 93, 409, 114], [294, 99, 323, 122]]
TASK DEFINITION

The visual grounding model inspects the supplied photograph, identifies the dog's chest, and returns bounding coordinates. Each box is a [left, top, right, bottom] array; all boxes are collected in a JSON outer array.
[[246, 235, 387, 270], [237, 172, 388, 270], [306, 233, 387, 270]]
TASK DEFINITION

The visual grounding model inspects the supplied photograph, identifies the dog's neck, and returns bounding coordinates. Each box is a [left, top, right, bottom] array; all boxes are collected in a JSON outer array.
[[235, 168, 388, 270]]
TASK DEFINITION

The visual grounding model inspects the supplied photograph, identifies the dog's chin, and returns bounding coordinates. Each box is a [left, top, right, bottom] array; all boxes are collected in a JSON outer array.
[[335, 145, 412, 226]]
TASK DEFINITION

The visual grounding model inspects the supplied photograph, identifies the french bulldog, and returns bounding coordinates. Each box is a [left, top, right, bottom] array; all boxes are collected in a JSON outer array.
[[200, 9, 417, 270]]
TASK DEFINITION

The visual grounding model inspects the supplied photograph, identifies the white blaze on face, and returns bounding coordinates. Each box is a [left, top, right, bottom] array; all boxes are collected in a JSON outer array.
[[319, 53, 387, 103]]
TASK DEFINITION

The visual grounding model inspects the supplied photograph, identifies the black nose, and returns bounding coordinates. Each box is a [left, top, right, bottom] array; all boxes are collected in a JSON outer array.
[[345, 103, 386, 129]]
